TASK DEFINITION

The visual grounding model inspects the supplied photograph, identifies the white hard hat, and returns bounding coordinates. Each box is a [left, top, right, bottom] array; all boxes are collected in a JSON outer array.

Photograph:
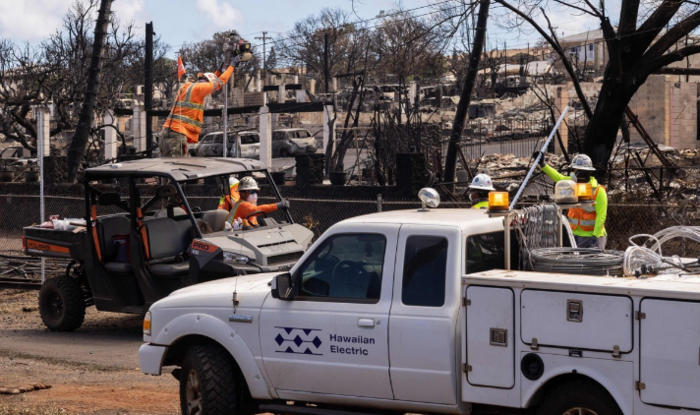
[[570, 154, 596, 171], [238, 176, 259, 191], [202, 72, 220, 85], [469, 173, 495, 191], [229, 176, 239, 187]]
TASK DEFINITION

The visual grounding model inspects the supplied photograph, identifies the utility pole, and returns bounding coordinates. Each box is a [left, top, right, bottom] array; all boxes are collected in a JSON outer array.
[[324, 32, 330, 93], [255, 32, 268, 75], [145, 22, 154, 158]]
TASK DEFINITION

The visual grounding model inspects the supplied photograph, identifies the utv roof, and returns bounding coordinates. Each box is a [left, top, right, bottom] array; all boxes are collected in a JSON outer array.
[[85, 157, 267, 181]]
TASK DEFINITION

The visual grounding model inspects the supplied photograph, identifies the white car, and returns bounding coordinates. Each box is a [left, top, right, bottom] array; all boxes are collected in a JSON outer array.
[[196, 131, 260, 159], [272, 128, 317, 157]]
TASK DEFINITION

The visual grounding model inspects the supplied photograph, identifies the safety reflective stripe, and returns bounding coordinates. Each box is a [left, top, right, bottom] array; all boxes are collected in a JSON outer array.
[[91, 205, 103, 263], [226, 200, 245, 225], [165, 83, 204, 129], [567, 184, 605, 233], [172, 101, 204, 111], [568, 217, 596, 227], [183, 83, 196, 101], [168, 113, 203, 128]]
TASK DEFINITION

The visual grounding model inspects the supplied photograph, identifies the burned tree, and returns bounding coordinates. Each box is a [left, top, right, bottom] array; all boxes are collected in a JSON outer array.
[[494, 0, 700, 173]]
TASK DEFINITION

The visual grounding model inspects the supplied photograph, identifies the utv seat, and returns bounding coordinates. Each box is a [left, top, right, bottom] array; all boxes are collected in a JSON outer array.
[[155, 207, 186, 218], [97, 214, 132, 275], [201, 209, 229, 231], [143, 217, 193, 278]]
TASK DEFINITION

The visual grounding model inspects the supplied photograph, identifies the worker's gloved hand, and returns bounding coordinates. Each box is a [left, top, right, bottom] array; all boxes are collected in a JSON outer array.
[[276, 199, 290, 210], [596, 236, 607, 251], [532, 151, 546, 167], [230, 54, 242, 68]]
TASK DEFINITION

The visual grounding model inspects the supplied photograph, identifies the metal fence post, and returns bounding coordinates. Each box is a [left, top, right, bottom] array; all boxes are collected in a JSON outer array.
[[377, 194, 383, 212], [37, 106, 50, 282]]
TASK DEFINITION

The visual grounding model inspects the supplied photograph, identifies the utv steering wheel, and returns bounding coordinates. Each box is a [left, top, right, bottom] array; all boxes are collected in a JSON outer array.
[[246, 210, 268, 220]]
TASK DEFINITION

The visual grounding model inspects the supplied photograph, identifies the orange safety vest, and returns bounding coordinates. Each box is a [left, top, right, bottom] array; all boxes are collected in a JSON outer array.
[[217, 183, 240, 210], [225, 200, 278, 228], [226, 200, 255, 227], [163, 66, 233, 143], [567, 185, 605, 232]]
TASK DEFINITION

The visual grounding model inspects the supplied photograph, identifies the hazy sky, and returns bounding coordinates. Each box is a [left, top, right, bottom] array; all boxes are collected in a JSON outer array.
[[0, 0, 602, 57]]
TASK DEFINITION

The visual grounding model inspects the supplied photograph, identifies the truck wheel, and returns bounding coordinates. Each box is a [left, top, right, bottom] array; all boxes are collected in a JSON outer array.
[[38, 275, 86, 332], [537, 380, 622, 415], [180, 345, 238, 415]]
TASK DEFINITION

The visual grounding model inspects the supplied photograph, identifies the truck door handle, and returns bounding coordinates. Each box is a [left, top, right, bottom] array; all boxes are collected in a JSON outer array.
[[357, 318, 375, 328]]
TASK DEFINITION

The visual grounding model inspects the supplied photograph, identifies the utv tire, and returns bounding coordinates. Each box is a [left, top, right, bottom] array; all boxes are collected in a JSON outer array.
[[38, 275, 86, 332], [536, 380, 623, 415], [180, 345, 239, 415]]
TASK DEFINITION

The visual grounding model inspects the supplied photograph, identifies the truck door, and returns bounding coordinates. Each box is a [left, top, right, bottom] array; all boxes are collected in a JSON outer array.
[[260, 224, 399, 400], [388, 224, 462, 405], [640, 298, 700, 410]]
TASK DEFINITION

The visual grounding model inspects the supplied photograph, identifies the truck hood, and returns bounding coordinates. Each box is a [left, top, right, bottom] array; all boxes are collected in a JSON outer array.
[[155, 273, 277, 309]]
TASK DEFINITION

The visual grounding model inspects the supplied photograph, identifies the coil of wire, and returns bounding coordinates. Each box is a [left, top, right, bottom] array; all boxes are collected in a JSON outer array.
[[530, 248, 625, 276]]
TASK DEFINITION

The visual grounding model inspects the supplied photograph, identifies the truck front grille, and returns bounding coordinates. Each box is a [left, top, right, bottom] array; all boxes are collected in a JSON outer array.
[[267, 251, 303, 266]]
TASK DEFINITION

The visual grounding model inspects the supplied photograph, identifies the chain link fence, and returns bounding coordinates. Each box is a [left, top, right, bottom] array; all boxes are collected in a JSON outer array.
[[3, 189, 699, 263]]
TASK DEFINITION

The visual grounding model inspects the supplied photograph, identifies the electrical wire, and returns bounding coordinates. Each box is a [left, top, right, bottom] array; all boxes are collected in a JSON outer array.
[[530, 247, 624, 276], [623, 226, 700, 276], [514, 204, 559, 270]]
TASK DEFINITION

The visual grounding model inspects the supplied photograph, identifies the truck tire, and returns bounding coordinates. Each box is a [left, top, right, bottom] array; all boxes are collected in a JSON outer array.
[[38, 275, 86, 332], [180, 345, 238, 415], [536, 380, 622, 415]]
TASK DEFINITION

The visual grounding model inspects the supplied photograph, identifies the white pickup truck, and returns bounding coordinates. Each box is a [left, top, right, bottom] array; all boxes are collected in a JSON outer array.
[[139, 203, 700, 415]]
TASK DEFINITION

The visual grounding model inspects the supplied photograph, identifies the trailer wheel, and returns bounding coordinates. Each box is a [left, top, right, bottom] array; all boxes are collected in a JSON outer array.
[[536, 380, 622, 415], [180, 344, 238, 415], [38, 275, 86, 332]]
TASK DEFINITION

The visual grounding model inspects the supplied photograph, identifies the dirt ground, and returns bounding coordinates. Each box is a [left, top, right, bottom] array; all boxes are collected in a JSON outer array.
[[0, 289, 180, 415]]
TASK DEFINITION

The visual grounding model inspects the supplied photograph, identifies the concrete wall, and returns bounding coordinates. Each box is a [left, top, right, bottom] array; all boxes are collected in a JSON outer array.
[[498, 82, 601, 112], [628, 75, 698, 149]]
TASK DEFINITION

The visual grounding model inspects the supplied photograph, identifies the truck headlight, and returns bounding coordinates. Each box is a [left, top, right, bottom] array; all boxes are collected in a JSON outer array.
[[143, 311, 152, 336], [223, 252, 249, 263]]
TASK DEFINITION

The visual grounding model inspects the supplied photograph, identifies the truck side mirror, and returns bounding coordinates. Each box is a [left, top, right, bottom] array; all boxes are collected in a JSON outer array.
[[271, 272, 295, 301]]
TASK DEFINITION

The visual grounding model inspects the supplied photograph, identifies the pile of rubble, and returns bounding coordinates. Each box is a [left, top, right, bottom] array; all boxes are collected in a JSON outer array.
[[465, 144, 700, 201]]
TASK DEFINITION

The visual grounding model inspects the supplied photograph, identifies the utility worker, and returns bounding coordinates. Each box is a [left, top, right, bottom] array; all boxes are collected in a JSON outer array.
[[468, 173, 495, 209], [160, 48, 244, 157], [535, 152, 608, 250], [225, 177, 290, 229], [218, 177, 240, 210]]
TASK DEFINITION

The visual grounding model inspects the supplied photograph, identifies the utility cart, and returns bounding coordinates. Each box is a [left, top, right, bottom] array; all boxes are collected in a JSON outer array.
[[23, 157, 313, 331]]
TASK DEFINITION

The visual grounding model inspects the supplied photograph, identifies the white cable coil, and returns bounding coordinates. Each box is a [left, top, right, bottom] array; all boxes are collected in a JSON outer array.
[[623, 226, 700, 276]]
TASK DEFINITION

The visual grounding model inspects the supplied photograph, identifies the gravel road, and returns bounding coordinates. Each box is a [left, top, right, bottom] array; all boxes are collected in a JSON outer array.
[[0, 289, 179, 415]]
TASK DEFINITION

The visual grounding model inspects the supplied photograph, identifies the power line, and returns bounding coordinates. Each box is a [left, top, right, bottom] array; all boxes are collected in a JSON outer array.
[[249, 0, 465, 50]]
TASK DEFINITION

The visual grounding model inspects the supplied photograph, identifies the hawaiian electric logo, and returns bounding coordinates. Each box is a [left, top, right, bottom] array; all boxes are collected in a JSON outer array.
[[274, 327, 323, 355]]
